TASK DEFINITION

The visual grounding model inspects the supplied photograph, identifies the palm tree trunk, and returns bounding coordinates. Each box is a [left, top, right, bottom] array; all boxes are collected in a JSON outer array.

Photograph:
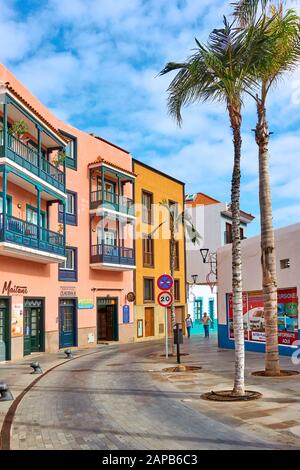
[[255, 94, 280, 376], [170, 224, 176, 355], [228, 103, 245, 396]]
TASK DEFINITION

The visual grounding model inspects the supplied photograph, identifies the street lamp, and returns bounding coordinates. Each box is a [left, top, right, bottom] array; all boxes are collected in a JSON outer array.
[[191, 274, 198, 284], [200, 249, 209, 263], [200, 248, 217, 278]]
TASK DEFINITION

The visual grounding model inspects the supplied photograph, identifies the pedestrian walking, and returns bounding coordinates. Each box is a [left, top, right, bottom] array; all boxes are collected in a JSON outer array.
[[202, 312, 211, 338], [185, 314, 193, 338]]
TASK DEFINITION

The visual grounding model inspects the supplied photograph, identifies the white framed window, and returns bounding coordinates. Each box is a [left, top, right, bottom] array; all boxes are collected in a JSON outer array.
[[60, 248, 75, 271], [66, 192, 75, 215]]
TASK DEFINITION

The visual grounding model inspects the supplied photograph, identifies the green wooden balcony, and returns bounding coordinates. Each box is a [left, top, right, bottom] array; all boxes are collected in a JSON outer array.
[[0, 131, 66, 193], [90, 243, 135, 269], [90, 190, 135, 216], [0, 213, 65, 258]]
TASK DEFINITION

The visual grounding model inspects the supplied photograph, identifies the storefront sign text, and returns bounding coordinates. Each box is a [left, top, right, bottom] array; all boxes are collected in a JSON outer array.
[[2, 281, 28, 296]]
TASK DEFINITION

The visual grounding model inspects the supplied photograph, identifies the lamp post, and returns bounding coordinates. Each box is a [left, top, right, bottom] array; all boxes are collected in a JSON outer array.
[[200, 249, 217, 278], [191, 274, 198, 284]]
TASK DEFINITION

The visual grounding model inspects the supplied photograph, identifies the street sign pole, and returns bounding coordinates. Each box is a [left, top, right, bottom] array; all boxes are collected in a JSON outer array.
[[157, 274, 173, 360], [165, 307, 168, 359], [176, 324, 180, 364]]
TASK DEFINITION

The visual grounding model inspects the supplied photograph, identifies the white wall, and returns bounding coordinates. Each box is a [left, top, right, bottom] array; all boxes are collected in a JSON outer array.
[[217, 222, 300, 327], [187, 284, 217, 320]]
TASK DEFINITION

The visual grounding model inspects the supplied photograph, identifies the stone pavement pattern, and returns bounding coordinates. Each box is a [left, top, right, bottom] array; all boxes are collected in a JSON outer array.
[[5, 337, 300, 450]]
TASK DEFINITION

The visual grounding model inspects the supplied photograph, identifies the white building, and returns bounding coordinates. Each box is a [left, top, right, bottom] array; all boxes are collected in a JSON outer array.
[[185, 192, 254, 334], [217, 222, 300, 357]]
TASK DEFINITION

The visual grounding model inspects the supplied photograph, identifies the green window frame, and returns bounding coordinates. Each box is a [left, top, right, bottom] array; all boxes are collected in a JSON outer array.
[[26, 204, 47, 228], [59, 129, 77, 170], [0, 193, 12, 216]]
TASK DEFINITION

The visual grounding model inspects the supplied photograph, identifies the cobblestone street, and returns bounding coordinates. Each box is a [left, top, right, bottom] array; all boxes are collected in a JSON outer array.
[[0, 336, 299, 450]]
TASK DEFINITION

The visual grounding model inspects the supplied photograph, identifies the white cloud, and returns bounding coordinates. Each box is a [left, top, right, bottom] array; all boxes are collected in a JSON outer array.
[[2, 0, 300, 236]]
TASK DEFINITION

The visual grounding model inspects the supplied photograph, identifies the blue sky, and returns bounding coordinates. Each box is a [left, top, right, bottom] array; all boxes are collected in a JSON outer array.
[[1, 0, 300, 237]]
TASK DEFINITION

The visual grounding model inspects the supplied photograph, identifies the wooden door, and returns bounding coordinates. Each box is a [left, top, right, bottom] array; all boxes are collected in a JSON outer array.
[[167, 306, 185, 336], [59, 299, 76, 348], [145, 307, 154, 337], [24, 299, 44, 356]]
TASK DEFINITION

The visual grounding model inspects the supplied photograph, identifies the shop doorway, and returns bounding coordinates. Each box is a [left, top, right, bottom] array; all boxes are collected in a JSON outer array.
[[24, 299, 44, 356], [59, 298, 77, 348], [0, 298, 10, 361], [145, 307, 154, 337], [167, 306, 186, 336], [97, 298, 118, 342]]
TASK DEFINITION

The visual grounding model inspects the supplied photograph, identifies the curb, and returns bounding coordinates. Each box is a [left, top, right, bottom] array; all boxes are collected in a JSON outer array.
[[0, 348, 107, 450]]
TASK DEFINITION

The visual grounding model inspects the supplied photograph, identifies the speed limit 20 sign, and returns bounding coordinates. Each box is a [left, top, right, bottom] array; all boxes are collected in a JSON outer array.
[[157, 291, 173, 307]]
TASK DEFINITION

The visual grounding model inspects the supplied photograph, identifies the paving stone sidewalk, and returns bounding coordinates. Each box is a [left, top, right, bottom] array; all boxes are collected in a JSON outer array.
[[3, 336, 300, 450], [0, 344, 109, 436]]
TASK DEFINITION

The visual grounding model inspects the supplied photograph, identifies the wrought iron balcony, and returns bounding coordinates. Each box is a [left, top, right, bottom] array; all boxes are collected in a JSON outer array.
[[90, 190, 134, 216], [90, 243, 135, 269], [0, 131, 65, 193], [0, 213, 65, 259]]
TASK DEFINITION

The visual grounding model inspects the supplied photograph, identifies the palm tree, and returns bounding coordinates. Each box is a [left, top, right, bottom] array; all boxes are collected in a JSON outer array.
[[160, 18, 265, 395], [151, 202, 201, 354], [232, 0, 300, 376]]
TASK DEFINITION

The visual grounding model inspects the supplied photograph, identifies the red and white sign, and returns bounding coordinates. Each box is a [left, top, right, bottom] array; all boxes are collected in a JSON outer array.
[[157, 291, 173, 307], [228, 287, 298, 346], [157, 274, 173, 291]]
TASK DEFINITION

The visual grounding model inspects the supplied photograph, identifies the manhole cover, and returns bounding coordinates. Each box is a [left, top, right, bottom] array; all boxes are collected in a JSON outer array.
[[162, 365, 202, 373], [201, 390, 262, 401], [252, 370, 300, 377]]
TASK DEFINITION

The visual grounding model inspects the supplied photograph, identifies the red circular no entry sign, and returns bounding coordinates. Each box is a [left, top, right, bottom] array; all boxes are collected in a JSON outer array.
[[157, 274, 173, 291]]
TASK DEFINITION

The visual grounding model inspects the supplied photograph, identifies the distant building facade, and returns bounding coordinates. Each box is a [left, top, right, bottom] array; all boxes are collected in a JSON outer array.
[[133, 160, 187, 342], [217, 222, 300, 357], [185, 192, 254, 334]]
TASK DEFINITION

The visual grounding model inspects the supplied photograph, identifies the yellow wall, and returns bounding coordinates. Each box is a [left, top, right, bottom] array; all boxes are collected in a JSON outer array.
[[133, 160, 186, 341]]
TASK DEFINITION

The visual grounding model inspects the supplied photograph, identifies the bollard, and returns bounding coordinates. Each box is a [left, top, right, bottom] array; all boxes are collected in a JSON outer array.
[[30, 361, 43, 374], [0, 383, 14, 401], [64, 348, 73, 359]]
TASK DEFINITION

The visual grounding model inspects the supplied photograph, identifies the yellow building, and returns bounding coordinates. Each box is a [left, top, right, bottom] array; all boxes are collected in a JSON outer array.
[[133, 159, 187, 341]]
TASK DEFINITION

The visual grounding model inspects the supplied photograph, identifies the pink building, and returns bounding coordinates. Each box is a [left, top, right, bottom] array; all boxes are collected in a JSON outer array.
[[0, 65, 136, 361]]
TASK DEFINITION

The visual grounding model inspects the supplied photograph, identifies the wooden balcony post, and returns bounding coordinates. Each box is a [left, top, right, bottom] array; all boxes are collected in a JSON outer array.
[[62, 199, 66, 248], [36, 125, 41, 169], [3, 99, 7, 153], [36, 185, 41, 243], [2, 166, 7, 236], [101, 167, 105, 204], [118, 175, 121, 210]]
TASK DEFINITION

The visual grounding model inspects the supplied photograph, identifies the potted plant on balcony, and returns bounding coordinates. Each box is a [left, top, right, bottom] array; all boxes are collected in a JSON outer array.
[[9, 120, 29, 139], [52, 150, 66, 168]]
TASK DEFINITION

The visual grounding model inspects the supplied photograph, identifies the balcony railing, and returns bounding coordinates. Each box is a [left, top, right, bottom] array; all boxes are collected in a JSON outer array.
[[0, 131, 65, 193], [0, 213, 65, 257], [90, 190, 134, 216], [90, 243, 135, 266]]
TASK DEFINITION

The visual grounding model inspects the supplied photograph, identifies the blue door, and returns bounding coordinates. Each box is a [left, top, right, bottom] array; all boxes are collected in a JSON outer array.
[[59, 299, 77, 348]]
